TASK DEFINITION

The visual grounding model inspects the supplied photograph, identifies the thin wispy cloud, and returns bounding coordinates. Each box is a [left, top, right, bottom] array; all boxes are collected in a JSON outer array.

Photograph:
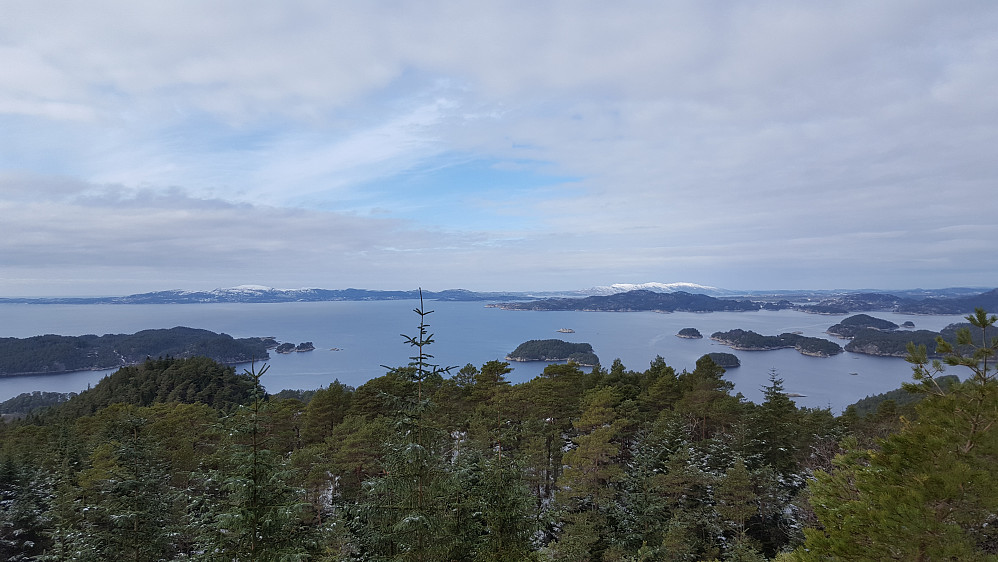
[[1, 1, 996, 296]]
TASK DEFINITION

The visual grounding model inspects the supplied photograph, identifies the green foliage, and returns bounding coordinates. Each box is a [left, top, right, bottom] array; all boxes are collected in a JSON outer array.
[[355, 290, 459, 561], [0, 391, 75, 415], [0, 459, 52, 560], [11, 301, 986, 559], [794, 309, 998, 560], [37, 356, 257, 422], [301, 380, 352, 445], [846, 374, 958, 418], [198, 363, 320, 560]]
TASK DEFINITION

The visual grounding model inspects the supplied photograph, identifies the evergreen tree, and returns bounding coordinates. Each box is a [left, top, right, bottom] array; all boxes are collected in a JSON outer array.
[[471, 454, 535, 562], [746, 372, 802, 477], [0, 458, 52, 561], [674, 356, 743, 441], [197, 363, 318, 561], [551, 386, 627, 560], [83, 411, 177, 561], [793, 309, 998, 560], [302, 380, 352, 446], [356, 290, 456, 561]]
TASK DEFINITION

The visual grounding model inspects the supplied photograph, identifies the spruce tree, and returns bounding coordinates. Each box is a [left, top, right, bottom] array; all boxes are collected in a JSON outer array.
[[197, 363, 318, 561], [357, 290, 456, 561]]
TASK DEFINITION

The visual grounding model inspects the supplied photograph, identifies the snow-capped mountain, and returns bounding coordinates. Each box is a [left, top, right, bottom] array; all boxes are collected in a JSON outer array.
[[581, 282, 737, 297]]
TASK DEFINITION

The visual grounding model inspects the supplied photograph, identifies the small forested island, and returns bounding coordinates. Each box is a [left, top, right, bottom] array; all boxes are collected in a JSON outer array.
[[710, 329, 843, 357], [701, 351, 739, 367], [826, 314, 900, 338], [676, 327, 703, 339], [0, 327, 271, 376], [275, 342, 315, 353], [505, 339, 599, 366]]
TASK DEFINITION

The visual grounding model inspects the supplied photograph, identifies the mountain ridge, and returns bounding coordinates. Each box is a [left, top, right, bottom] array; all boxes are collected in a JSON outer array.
[[2, 284, 995, 312]]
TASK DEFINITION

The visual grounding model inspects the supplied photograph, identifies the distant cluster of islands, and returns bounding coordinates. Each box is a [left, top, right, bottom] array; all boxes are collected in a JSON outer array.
[[501, 310, 994, 373], [3, 286, 997, 378]]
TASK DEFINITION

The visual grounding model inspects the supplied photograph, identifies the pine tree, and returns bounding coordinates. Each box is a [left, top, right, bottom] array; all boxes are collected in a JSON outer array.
[[302, 380, 352, 446], [793, 308, 998, 560], [551, 386, 627, 560]]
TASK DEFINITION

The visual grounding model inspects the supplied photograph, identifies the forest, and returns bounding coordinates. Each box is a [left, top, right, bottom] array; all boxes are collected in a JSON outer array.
[[0, 305, 995, 561]]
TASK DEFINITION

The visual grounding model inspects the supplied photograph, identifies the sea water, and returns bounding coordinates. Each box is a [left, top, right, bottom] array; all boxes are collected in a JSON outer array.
[[0, 301, 969, 412]]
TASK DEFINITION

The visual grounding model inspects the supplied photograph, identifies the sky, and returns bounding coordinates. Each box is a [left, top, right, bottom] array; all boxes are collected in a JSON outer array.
[[2, 1, 997, 296]]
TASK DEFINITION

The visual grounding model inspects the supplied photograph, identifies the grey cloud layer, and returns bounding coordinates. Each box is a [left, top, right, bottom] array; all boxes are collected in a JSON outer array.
[[2, 2, 997, 294]]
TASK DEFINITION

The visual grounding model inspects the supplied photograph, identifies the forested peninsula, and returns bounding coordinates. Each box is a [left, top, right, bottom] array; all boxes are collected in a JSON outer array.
[[1, 307, 995, 560], [0, 327, 272, 376], [710, 329, 843, 357]]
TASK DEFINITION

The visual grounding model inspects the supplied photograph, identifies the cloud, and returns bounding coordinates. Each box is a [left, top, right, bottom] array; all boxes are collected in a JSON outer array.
[[2, 2, 997, 294]]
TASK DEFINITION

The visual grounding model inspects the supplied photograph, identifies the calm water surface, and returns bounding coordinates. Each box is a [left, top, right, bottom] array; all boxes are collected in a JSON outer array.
[[0, 301, 969, 412]]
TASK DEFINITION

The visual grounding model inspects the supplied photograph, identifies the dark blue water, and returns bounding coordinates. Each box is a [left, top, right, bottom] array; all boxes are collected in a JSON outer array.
[[0, 301, 968, 412]]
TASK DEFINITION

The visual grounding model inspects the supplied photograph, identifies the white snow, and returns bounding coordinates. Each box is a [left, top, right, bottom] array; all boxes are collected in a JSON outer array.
[[582, 282, 732, 296]]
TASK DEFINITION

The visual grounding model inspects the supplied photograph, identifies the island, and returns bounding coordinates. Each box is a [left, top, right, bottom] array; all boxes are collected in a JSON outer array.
[[274, 341, 315, 354], [826, 314, 900, 338], [505, 339, 599, 367], [701, 352, 739, 368], [0, 327, 271, 377], [676, 327, 703, 339], [710, 329, 843, 357]]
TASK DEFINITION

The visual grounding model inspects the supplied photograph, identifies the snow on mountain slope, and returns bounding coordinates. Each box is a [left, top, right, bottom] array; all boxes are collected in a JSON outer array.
[[582, 282, 736, 297]]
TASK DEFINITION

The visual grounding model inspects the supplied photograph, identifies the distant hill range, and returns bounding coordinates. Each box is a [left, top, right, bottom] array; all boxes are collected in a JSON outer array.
[[492, 290, 760, 312], [0, 286, 528, 304], [492, 288, 998, 315], [3, 284, 996, 314]]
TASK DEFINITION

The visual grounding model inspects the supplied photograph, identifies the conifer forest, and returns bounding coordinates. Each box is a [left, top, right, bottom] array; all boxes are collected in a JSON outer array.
[[1, 304, 996, 561]]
